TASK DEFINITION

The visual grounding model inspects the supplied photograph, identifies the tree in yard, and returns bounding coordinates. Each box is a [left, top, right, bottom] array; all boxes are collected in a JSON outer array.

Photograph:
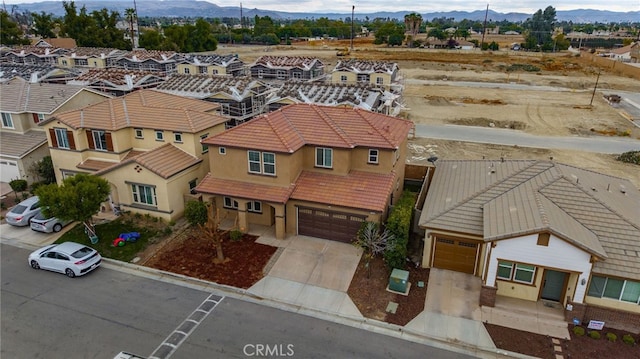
[[35, 173, 110, 240], [404, 12, 422, 47], [9, 179, 28, 200], [354, 221, 394, 278], [198, 205, 231, 264], [184, 200, 208, 226], [523, 6, 557, 51]]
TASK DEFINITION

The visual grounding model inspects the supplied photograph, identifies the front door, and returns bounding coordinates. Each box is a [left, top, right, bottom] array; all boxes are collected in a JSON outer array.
[[541, 269, 568, 302]]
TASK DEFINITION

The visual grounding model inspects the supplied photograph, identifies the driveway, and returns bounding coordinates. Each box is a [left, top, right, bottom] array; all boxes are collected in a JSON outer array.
[[0, 222, 70, 249], [248, 234, 364, 318]]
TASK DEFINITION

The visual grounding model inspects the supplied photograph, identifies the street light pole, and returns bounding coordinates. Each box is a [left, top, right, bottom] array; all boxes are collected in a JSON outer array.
[[350, 5, 355, 51]]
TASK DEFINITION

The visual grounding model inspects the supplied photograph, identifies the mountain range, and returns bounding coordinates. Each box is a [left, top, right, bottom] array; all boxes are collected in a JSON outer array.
[[5, 1, 640, 23]]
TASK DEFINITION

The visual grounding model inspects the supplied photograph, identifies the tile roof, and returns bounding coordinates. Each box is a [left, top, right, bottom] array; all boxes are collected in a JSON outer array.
[[72, 68, 163, 85], [0, 77, 91, 113], [65, 47, 123, 58], [333, 59, 398, 74], [0, 64, 58, 82], [290, 170, 395, 212], [420, 160, 640, 280], [195, 173, 295, 203], [1, 46, 64, 56], [48, 89, 226, 132], [32, 38, 77, 49], [124, 50, 179, 62], [251, 56, 323, 70], [203, 104, 413, 153], [156, 74, 267, 100], [89, 144, 201, 179], [0, 130, 47, 158]]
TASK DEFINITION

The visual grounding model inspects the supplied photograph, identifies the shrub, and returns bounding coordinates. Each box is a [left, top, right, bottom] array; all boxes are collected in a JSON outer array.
[[162, 227, 172, 236], [383, 191, 417, 269], [9, 179, 28, 193], [184, 200, 208, 226], [616, 150, 640, 165], [622, 334, 635, 345], [230, 229, 243, 241], [588, 331, 601, 339], [168, 220, 176, 227], [29, 181, 47, 194], [573, 326, 585, 336], [606, 332, 617, 342]]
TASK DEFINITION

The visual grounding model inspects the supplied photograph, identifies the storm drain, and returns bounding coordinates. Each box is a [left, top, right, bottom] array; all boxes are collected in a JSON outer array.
[[148, 293, 223, 359]]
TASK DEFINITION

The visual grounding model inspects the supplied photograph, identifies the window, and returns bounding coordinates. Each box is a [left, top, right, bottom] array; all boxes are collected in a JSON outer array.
[[315, 147, 332, 168], [340, 75, 347, 83], [223, 196, 238, 209], [247, 150, 276, 175], [155, 130, 164, 141], [219, 147, 226, 155], [258, 69, 264, 78], [201, 134, 209, 153], [247, 201, 262, 213], [174, 132, 183, 143], [1, 113, 13, 128], [54, 128, 71, 149], [212, 69, 218, 75], [357, 74, 368, 82], [132, 184, 156, 206], [376, 77, 384, 85], [368, 149, 379, 164], [588, 276, 640, 304], [189, 179, 197, 194], [135, 128, 143, 138], [33, 113, 45, 123], [496, 261, 536, 285], [62, 59, 68, 66], [198, 66, 207, 74], [184, 67, 190, 74], [277, 70, 286, 79], [92, 130, 108, 151]]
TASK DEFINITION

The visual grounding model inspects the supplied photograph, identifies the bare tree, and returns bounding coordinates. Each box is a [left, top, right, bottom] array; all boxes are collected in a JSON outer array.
[[198, 206, 231, 264]]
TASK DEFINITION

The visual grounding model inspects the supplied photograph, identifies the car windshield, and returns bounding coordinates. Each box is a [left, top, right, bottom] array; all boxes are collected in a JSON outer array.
[[9, 205, 27, 214], [71, 247, 94, 259], [33, 212, 48, 220]]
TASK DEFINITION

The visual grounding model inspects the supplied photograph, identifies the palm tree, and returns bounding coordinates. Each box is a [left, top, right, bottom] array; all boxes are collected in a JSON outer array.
[[125, 8, 137, 48], [404, 12, 423, 47]]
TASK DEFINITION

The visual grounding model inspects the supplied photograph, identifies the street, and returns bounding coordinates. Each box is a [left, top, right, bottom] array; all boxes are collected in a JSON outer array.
[[1, 244, 475, 359]]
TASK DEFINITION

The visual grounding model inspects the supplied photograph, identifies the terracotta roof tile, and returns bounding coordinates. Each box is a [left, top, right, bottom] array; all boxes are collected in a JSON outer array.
[[252, 56, 323, 70], [48, 89, 225, 132], [291, 170, 395, 212], [195, 174, 295, 203], [77, 159, 117, 171], [204, 104, 412, 153], [0, 130, 47, 158]]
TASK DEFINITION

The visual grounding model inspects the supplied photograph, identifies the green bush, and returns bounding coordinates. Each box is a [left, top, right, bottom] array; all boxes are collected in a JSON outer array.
[[9, 179, 28, 194], [616, 150, 640, 165], [589, 331, 601, 339], [573, 326, 585, 336], [29, 181, 47, 194], [506, 63, 540, 72], [622, 334, 635, 345], [230, 229, 243, 241], [606, 332, 617, 342], [383, 191, 417, 269], [184, 200, 208, 226]]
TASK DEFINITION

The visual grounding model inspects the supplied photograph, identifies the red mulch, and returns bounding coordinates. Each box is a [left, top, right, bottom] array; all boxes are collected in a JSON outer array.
[[144, 229, 277, 289], [347, 255, 429, 326]]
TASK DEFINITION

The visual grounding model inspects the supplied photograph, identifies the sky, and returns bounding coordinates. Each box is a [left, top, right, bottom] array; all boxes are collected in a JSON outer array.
[[2, 0, 639, 14]]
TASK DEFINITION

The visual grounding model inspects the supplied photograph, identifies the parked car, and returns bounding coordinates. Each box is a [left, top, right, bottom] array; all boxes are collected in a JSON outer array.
[[30, 212, 72, 233], [28, 242, 102, 278], [5, 196, 41, 227]]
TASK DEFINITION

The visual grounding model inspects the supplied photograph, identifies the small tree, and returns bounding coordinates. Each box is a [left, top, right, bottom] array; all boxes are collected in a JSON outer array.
[[199, 206, 231, 264], [35, 174, 110, 241], [354, 221, 393, 278], [184, 200, 208, 226], [9, 179, 28, 200]]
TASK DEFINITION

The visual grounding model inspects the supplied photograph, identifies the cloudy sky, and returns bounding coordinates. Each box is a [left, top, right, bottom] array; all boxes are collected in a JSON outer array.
[[2, 1, 639, 14]]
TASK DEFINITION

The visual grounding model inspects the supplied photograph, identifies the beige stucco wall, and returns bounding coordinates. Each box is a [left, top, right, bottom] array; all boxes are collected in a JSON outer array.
[[585, 296, 640, 314], [331, 71, 357, 84], [56, 90, 109, 113], [3, 113, 32, 134], [18, 144, 51, 184]]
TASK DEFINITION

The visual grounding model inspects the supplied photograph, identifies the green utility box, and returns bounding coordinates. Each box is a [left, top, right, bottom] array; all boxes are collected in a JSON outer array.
[[389, 268, 409, 293]]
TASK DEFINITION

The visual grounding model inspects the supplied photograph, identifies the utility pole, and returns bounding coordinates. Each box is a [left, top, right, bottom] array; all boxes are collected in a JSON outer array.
[[350, 5, 355, 52], [590, 71, 601, 106], [480, 3, 489, 50]]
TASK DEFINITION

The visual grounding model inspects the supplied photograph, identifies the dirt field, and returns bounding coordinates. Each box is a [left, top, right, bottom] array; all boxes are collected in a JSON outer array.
[[222, 41, 640, 187]]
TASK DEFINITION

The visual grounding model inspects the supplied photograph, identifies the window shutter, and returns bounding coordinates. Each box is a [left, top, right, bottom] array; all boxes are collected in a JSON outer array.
[[32, 113, 40, 124], [67, 130, 76, 150], [49, 128, 58, 148], [105, 132, 113, 151], [86, 130, 94, 149]]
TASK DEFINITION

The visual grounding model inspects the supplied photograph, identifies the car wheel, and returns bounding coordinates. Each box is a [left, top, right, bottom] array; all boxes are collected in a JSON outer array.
[[65, 269, 76, 278], [30, 260, 40, 269], [53, 223, 63, 232]]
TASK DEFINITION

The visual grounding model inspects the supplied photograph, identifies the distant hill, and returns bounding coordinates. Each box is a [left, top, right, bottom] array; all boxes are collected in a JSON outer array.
[[5, 1, 640, 23]]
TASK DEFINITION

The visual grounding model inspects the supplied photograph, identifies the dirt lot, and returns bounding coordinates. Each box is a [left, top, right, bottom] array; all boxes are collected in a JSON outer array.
[[223, 41, 639, 187]]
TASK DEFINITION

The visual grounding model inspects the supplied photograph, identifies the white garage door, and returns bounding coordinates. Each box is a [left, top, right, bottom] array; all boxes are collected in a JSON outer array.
[[0, 160, 20, 183]]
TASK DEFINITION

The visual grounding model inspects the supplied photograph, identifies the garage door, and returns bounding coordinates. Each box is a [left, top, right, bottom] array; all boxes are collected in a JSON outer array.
[[0, 160, 20, 183], [297, 206, 366, 243], [432, 237, 478, 274]]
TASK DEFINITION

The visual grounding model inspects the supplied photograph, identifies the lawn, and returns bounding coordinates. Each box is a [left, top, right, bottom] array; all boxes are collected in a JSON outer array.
[[55, 216, 162, 262]]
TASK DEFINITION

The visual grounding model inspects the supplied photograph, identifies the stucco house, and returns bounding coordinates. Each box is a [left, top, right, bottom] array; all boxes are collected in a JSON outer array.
[[177, 54, 245, 77], [196, 104, 413, 242], [0, 46, 63, 66], [248, 56, 324, 82], [67, 68, 166, 96], [106, 50, 181, 74], [419, 159, 640, 331], [331, 60, 400, 90], [0, 78, 109, 183], [39, 90, 228, 221], [57, 47, 126, 69]]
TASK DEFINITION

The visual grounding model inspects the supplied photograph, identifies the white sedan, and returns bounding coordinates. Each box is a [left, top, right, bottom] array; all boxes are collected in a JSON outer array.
[[28, 242, 102, 278]]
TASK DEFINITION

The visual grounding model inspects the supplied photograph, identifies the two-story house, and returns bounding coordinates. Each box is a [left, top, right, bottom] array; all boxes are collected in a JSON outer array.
[[177, 54, 245, 77], [68, 68, 166, 96], [107, 50, 180, 74], [39, 90, 228, 221], [196, 104, 413, 242], [249, 56, 324, 82], [0, 46, 64, 66], [57, 47, 126, 69], [331, 60, 400, 90], [0, 78, 109, 183]]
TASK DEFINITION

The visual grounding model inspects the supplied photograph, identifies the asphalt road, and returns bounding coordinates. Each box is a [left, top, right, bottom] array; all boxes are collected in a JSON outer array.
[[414, 123, 640, 154], [1, 244, 475, 359]]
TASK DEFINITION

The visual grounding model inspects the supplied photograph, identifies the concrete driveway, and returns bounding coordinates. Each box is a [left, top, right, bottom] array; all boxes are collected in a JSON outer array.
[[248, 234, 364, 318], [0, 222, 70, 249]]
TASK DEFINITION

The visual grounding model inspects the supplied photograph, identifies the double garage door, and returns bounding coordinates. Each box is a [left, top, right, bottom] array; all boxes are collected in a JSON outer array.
[[432, 237, 479, 274], [297, 206, 366, 243]]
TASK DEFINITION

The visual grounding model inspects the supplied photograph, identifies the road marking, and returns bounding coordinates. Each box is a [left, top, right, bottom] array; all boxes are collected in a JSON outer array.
[[148, 293, 223, 359]]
